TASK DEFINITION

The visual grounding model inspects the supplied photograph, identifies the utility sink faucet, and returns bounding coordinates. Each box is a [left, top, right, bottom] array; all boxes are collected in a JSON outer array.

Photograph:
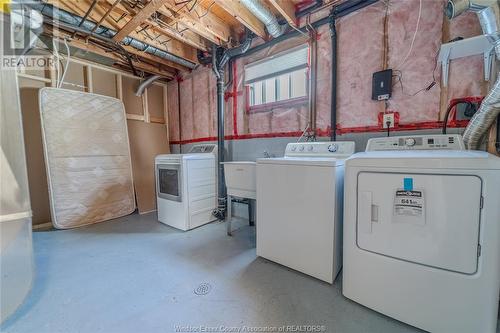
[[263, 151, 275, 158]]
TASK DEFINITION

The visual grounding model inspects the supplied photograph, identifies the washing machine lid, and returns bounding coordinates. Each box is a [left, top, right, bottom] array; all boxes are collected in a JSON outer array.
[[257, 157, 344, 167], [155, 153, 214, 162], [347, 150, 500, 169]]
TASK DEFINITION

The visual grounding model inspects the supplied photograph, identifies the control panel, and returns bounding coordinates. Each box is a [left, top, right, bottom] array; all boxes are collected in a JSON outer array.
[[285, 141, 355, 158], [188, 144, 217, 154], [365, 135, 465, 151]]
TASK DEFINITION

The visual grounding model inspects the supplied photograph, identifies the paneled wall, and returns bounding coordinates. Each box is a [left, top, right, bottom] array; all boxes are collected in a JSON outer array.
[[168, 0, 485, 145]]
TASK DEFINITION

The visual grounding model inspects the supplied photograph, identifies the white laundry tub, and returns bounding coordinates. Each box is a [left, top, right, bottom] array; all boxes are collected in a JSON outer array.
[[222, 161, 256, 199]]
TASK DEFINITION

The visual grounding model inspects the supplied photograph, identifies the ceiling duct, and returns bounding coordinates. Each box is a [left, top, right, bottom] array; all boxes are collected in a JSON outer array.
[[240, 0, 286, 38], [26, 2, 197, 70]]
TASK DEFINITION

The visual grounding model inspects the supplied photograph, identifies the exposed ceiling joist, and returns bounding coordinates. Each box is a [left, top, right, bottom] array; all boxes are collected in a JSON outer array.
[[267, 0, 297, 27], [214, 0, 267, 39], [48, 0, 197, 65], [47, 26, 177, 78], [158, 1, 232, 44], [99, 1, 209, 51], [112, 0, 168, 42]]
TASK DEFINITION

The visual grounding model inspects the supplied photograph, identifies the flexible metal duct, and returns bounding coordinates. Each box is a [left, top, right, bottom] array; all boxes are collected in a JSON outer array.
[[135, 75, 161, 96], [462, 75, 500, 149], [446, 0, 500, 149], [26, 2, 197, 70], [240, 0, 285, 38]]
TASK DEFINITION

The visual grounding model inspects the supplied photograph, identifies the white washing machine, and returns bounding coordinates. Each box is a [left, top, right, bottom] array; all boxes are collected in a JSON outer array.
[[343, 134, 500, 333], [155, 144, 217, 231], [257, 141, 355, 283]]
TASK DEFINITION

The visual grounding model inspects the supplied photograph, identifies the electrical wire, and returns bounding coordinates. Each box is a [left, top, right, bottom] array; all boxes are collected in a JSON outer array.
[[394, 0, 422, 70], [59, 38, 71, 89], [297, 122, 310, 142], [52, 39, 61, 87]]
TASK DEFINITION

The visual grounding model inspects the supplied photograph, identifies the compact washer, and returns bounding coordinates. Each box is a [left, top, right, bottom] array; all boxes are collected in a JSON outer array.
[[155, 144, 217, 231], [343, 134, 500, 332], [256, 141, 355, 283]]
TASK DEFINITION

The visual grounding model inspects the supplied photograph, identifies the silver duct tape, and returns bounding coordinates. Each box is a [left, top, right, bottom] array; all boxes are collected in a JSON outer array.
[[463, 73, 500, 149]]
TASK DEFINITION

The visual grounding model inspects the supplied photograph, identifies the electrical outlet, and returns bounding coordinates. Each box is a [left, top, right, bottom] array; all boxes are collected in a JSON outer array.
[[383, 113, 395, 128]]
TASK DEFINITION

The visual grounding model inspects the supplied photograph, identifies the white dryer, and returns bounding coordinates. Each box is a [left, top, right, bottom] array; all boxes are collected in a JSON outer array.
[[257, 141, 355, 283], [343, 134, 500, 333], [155, 144, 217, 231]]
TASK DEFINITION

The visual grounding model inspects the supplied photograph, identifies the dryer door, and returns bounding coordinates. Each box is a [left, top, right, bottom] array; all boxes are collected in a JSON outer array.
[[356, 172, 482, 274]]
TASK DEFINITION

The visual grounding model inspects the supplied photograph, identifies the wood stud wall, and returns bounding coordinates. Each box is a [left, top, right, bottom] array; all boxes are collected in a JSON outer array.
[[17, 58, 170, 226], [18, 56, 169, 126]]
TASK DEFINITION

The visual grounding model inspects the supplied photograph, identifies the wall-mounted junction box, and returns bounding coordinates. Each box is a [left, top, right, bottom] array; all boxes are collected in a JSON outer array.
[[372, 69, 393, 101]]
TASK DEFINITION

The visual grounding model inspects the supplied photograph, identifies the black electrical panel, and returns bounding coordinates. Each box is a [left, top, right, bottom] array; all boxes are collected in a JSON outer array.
[[372, 69, 393, 101]]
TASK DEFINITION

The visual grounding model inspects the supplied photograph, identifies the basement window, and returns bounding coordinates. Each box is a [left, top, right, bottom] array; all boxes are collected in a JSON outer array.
[[245, 45, 309, 112]]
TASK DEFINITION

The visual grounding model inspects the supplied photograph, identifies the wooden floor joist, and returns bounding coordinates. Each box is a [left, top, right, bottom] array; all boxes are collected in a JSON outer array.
[[41, 0, 304, 76], [113, 0, 169, 42]]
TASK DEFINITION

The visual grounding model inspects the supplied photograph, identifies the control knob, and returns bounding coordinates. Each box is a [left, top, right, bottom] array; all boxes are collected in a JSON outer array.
[[328, 144, 338, 152], [405, 138, 416, 147], [299, 145, 305, 152]]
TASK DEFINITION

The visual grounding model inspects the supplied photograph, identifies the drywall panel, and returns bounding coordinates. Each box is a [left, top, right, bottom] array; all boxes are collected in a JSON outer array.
[[122, 76, 143, 115], [39, 88, 135, 229], [18, 78, 51, 225], [127, 120, 170, 213], [92, 68, 118, 98], [147, 84, 165, 122], [61, 61, 86, 92]]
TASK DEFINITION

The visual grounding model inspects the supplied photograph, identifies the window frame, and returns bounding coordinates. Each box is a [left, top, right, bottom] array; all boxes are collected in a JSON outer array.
[[244, 45, 310, 114]]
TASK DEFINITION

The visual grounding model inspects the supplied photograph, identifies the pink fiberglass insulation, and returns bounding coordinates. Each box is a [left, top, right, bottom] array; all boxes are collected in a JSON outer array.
[[236, 36, 310, 135], [192, 67, 211, 139], [447, 11, 485, 100], [179, 76, 194, 141], [167, 81, 180, 142], [387, 0, 443, 123], [170, 0, 484, 143], [315, 24, 334, 131], [334, 2, 385, 128]]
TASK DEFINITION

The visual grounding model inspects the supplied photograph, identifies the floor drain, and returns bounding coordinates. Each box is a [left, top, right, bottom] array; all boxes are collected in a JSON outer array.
[[194, 282, 212, 295]]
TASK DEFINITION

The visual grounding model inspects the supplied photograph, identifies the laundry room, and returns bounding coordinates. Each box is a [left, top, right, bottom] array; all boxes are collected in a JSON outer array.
[[1, 0, 499, 332]]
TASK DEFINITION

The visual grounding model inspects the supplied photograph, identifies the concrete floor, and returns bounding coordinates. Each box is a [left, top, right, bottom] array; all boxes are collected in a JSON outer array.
[[2, 213, 497, 333]]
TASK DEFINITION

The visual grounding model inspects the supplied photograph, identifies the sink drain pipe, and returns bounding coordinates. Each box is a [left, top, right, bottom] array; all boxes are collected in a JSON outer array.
[[211, 37, 252, 220]]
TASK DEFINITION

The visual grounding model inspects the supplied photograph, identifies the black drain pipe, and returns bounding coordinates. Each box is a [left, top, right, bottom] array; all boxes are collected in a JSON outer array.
[[328, 0, 378, 140], [211, 36, 252, 220], [211, 44, 226, 220], [329, 12, 337, 141]]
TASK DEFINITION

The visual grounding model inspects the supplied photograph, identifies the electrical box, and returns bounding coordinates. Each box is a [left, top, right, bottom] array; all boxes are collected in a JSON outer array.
[[372, 69, 393, 101]]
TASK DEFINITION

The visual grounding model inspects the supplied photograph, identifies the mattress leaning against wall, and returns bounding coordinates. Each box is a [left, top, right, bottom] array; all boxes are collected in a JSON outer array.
[[39, 88, 136, 229]]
